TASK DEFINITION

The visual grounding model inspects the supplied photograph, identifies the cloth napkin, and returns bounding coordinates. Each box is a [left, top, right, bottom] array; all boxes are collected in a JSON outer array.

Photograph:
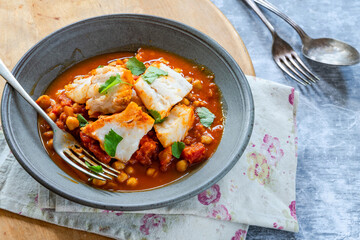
[[0, 76, 299, 240]]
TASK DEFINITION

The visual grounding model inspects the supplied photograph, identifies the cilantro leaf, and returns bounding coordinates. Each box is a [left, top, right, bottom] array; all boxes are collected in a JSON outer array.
[[85, 161, 103, 174], [98, 73, 132, 94], [104, 129, 123, 157], [142, 66, 168, 84], [171, 141, 185, 159], [97, 65, 104, 69], [148, 109, 167, 124], [77, 114, 89, 127], [126, 57, 146, 76], [196, 107, 215, 128]]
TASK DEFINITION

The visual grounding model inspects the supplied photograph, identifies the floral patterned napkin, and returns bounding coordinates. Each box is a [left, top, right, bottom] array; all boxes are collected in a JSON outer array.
[[0, 76, 299, 240]]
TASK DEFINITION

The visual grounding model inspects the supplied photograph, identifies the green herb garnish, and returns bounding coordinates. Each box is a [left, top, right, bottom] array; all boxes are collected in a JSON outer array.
[[97, 65, 104, 69], [142, 66, 168, 84], [85, 161, 103, 174], [126, 57, 146, 76], [148, 109, 167, 124], [98, 73, 132, 94], [77, 114, 89, 127], [196, 107, 215, 128], [171, 141, 185, 159], [104, 129, 123, 157]]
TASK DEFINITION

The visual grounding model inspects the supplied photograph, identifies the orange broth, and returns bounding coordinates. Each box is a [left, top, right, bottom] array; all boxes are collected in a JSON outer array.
[[38, 47, 224, 191]]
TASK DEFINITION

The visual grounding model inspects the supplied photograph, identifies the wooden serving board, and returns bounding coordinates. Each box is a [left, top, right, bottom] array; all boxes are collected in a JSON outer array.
[[0, 0, 255, 239]]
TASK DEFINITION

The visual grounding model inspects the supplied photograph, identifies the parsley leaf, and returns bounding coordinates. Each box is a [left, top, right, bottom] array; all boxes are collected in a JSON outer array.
[[142, 66, 168, 84], [126, 57, 146, 76], [98, 73, 132, 94], [97, 65, 104, 69], [85, 161, 103, 174], [196, 107, 215, 128], [148, 109, 167, 124], [171, 141, 185, 159], [77, 114, 89, 127], [104, 129, 123, 157]]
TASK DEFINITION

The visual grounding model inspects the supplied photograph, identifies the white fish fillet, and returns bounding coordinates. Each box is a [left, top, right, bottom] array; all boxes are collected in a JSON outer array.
[[64, 76, 92, 104], [134, 63, 192, 118], [82, 102, 154, 162], [154, 104, 195, 148], [65, 65, 133, 117]]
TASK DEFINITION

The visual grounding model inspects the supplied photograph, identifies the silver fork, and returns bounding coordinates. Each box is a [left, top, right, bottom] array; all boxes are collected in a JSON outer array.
[[0, 59, 121, 181], [243, 0, 319, 85]]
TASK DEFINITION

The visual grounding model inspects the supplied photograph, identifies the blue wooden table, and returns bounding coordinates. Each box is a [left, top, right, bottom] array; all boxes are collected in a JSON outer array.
[[211, 0, 360, 239]]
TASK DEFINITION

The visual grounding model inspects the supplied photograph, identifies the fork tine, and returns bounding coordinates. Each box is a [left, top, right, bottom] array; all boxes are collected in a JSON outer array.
[[70, 147, 118, 178], [60, 150, 106, 181], [292, 53, 320, 81], [287, 55, 317, 83], [75, 145, 121, 174], [274, 58, 308, 86], [281, 58, 312, 85], [64, 149, 112, 180]]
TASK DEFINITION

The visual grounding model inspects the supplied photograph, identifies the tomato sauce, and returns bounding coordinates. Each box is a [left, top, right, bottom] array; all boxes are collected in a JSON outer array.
[[38, 47, 224, 191]]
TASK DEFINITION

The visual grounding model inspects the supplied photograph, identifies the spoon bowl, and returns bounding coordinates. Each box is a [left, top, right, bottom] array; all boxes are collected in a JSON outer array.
[[302, 38, 360, 66], [255, 0, 360, 66]]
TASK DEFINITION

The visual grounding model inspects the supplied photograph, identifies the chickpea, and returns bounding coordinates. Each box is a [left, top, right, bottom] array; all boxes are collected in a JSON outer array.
[[66, 116, 79, 130], [43, 130, 53, 138], [126, 177, 138, 187], [176, 160, 188, 172], [63, 106, 74, 117], [181, 98, 190, 106], [112, 161, 125, 170], [72, 103, 82, 113], [116, 172, 129, 183], [192, 80, 203, 90], [174, 68, 182, 73], [185, 76, 193, 83], [125, 166, 134, 174], [193, 101, 204, 107], [92, 178, 107, 186], [48, 112, 57, 121], [47, 139, 53, 149], [201, 135, 213, 145], [146, 168, 157, 177], [36, 95, 51, 109]]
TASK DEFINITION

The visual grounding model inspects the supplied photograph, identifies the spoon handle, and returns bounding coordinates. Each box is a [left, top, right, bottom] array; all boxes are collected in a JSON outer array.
[[254, 0, 311, 42], [0, 58, 58, 129], [243, 0, 276, 35]]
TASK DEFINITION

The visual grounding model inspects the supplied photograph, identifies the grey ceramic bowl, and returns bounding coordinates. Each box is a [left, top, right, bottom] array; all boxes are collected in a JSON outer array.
[[1, 14, 254, 210]]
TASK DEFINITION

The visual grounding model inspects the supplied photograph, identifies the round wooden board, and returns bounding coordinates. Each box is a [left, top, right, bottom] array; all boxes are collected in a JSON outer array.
[[0, 0, 255, 239]]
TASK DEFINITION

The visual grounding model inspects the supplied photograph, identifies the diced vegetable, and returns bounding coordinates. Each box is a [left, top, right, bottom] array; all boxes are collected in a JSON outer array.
[[181, 143, 206, 164]]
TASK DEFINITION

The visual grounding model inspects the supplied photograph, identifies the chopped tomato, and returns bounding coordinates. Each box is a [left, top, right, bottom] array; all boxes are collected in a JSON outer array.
[[181, 142, 206, 164], [79, 132, 111, 164], [159, 146, 174, 172], [131, 135, 159, 165]]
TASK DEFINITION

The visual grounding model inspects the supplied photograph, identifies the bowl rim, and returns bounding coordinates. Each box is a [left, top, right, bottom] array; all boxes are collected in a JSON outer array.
[[1, 13, 254, 210]]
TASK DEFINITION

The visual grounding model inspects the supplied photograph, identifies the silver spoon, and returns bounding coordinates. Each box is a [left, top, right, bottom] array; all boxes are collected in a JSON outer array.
[[255, 0, 360, 66]]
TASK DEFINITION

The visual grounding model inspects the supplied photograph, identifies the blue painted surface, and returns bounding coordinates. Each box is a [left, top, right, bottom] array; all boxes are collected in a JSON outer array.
[[211, 0, 360, 239]]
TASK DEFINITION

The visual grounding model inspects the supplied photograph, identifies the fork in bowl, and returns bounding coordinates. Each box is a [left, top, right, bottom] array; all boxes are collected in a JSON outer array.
[[0, 59, 120, 181], [243, 0, 319, 85]]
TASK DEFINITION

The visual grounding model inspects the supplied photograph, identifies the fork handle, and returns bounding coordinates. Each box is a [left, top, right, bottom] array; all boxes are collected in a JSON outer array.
[[254, 0, 311, 42], [0, 58, 58, 129], [243, 0, 276, 35]]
